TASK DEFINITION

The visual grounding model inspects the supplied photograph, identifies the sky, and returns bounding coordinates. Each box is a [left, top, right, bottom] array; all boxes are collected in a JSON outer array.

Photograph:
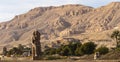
[[0, 0, 120, 22]]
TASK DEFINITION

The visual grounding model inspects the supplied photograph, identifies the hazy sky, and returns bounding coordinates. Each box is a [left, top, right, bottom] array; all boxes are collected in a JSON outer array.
[[0, 0, 120, 22]]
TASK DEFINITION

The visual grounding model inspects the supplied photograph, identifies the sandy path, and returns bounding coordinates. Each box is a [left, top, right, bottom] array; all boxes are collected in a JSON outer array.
[[1, 57, 120, 62]]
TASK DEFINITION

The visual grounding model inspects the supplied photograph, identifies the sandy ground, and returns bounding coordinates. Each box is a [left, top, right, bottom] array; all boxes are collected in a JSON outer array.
[[0, 56, 120, 62], [1, 60, 120, 62]]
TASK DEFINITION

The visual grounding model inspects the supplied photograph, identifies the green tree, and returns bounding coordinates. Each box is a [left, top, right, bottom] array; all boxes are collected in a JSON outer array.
[[7, 49, 13, 55], [68, 42, 82, 55], [61, 46, 72, 56], [44, 48, 56, 55], [7, 45, 25, 55], [7, 47, 18, 55], [111, 30, 120, 47], [44, 42, 82, 56], [7, 44, 32, 56], [49, 48, 56, 55], [12, 47, 19, 54], [95, 46, 109, 55], [80, 42, 96, 55], [44, 49, 50, 55], [56, 46, 63, 55], [75, 47, 84, 56]]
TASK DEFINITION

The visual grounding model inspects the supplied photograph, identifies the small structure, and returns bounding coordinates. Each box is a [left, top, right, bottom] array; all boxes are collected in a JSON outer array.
[[94, 52, 100, 60], [32, 30, 42, 60]]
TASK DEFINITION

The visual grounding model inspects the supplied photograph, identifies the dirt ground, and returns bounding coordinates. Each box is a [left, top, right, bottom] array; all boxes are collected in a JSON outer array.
[[1, 59, 120, 62], [1, 56, 120, 62]]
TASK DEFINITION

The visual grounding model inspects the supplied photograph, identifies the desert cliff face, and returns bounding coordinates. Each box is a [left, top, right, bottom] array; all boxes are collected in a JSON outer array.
[[0, 2, 120, 49]]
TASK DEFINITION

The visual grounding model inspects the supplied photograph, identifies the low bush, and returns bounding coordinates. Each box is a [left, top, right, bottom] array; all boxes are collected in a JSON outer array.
[[45, 56, 66, 60], [80, 42, 96, 55], [95, 46, 109, 55]]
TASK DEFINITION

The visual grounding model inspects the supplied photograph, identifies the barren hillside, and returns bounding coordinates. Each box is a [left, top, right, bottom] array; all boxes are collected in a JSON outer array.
[[0, 2, 120, 50]]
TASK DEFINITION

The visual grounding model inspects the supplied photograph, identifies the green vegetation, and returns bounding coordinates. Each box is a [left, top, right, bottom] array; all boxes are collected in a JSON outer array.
[[44, 48, 57, 55], [42, 30, 120, 59], [111, 30, 120, 47], [80, 42, 96, 55], [44, 42, 97, 56], [60, 45, 72, 56], [75, 46, 83, 56], [6, 44, 31, 56], [44, 55, 66, 60], [2, 30, 120, 60], [95, 46, 109, 55]]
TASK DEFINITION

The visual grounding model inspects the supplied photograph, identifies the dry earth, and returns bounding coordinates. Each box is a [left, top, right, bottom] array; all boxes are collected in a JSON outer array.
[[1, 56, 120, 62], [1, 60, 120, 62]]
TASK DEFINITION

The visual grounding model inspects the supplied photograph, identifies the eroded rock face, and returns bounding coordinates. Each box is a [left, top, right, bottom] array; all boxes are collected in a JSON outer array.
[[32, 30, 42, 60], [1, 2, 120, 50]]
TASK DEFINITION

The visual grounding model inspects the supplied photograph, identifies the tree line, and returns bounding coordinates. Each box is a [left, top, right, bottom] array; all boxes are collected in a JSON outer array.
[[44, 41, 109, 56], [3, 30, 120, 57]]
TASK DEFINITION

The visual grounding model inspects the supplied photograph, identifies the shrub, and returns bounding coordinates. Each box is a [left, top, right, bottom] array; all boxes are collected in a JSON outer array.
[[61, 46, 72, 56], [95, 46, 109, 55], [80, 42, 96, 54], [75, 47, 84, 56], [68, 42, 82, 55], [7, 44, 31, 56], [44, 42, 82, 56], [111, 30, 120, 48], [44, 48, 56, 55], [56, 48, 61, 54]]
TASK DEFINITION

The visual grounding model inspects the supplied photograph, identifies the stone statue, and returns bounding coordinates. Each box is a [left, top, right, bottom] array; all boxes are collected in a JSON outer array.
[[32, 30, 42, 60]]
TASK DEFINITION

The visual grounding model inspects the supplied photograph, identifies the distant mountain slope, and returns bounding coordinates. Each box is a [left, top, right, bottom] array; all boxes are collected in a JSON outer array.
[[0, 2, 120, 49]]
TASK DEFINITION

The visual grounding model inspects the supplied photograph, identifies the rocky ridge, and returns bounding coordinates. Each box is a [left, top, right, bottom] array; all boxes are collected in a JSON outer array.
[[0, 2, 120, 50]]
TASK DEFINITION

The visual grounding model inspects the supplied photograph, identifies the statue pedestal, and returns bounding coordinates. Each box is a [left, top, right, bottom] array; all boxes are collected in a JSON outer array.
[[33, 56, 41, 60]]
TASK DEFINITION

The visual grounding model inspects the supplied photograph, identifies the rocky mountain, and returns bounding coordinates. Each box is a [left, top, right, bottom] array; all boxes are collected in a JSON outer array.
[[0, 2, 120, 50]]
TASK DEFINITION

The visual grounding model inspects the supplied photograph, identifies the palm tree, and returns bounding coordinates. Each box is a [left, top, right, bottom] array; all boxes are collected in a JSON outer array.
[[111, 30, 120, 47]]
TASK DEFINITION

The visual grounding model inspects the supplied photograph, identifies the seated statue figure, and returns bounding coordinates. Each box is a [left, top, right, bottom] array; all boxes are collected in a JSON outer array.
[[32, 30, 42, 60]]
